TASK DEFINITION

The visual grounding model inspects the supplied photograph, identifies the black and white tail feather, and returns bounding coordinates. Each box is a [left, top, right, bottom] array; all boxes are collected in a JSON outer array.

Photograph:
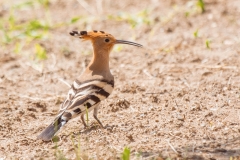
[[37, 79, 114, 141], [37, 114, 66, 141]]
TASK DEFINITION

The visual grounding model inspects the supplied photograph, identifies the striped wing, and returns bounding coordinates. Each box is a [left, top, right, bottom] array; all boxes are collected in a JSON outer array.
[[57, 79, 114, 122]]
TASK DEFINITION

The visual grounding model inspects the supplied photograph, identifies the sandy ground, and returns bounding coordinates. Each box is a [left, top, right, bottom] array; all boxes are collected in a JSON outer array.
[[0, 0, 240, 159]]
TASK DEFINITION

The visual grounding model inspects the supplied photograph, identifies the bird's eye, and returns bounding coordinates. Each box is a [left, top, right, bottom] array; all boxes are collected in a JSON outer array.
[[105, 39, 110, 43]]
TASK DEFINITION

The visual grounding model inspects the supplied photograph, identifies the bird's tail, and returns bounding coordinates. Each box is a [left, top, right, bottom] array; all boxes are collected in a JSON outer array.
[[37, 116, 67, 141]]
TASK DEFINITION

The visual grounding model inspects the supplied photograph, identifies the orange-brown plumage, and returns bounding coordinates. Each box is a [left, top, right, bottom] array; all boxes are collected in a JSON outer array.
[[37, 30, 142, 141]]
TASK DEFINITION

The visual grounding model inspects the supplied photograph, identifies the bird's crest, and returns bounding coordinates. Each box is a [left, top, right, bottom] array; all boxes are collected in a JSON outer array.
[[69, 30, 143, 47], [69, 30, 115, 39]]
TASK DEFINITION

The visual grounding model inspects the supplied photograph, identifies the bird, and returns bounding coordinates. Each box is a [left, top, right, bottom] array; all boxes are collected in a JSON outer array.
[[37, 30, 143, 141]]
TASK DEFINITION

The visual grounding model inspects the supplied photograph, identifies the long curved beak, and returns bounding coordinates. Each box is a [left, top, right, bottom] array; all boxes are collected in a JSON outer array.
[[115, 40, 143, 47]]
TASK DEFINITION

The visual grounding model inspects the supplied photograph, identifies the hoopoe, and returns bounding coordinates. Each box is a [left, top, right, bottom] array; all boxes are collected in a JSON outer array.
[[37, 30, 142, 141]]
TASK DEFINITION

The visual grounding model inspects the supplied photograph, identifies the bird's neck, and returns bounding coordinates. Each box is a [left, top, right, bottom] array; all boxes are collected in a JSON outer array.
[[87, 47, 110, 73]]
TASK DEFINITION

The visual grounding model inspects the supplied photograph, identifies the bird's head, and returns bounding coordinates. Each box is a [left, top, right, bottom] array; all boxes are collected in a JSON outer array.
[[69, 30, 142, 52]]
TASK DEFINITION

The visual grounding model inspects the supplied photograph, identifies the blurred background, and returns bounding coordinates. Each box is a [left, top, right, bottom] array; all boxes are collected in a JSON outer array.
[[2, 0, 239, 62], [1, 0, 240, 159]]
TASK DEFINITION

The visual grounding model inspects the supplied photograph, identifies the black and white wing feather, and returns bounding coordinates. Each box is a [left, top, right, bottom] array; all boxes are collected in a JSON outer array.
[[37, 78, 114, 141], [60, 79, 114, 119]]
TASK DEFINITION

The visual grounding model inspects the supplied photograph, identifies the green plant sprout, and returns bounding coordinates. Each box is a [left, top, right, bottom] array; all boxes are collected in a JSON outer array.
[[85, 104, 89, 127], [35, 43, 47, 60], [121, 147, 130, 160], [197, 0, 205, 13], [184, 0, 206, 17], [71, 135, 81, 160], [37, 0, 50, 9], [193, 29, 199, 38], [14, 42, 23, 54], [205, 39, 211, 49], [107, 9, 152, 29], [54, 139, 67, 160], [70, 17, 81, 24]]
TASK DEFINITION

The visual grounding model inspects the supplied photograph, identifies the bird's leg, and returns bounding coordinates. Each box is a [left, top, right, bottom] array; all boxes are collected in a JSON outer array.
[[81, 114, 87, 128], [93, 106, 104, 128]]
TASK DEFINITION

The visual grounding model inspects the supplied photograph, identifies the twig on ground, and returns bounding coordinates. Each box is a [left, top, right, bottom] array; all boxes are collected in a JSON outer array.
[[76, 0, 95, 15], [145, 92, 162, 94], [58, 78, 71, 88], [168, 92, 179, 108], [197, 65, 237, 70], [143, 69, 155, 78], [144, 153, 160, 160], [129, 105, 136, 112], [50, 54, 57, 69], [19, 95, 64, 101], [165, 139, 179, 154], [26, 62, 43, 73], [96, 0, 103, 14], [180, 77, 190, 88]]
